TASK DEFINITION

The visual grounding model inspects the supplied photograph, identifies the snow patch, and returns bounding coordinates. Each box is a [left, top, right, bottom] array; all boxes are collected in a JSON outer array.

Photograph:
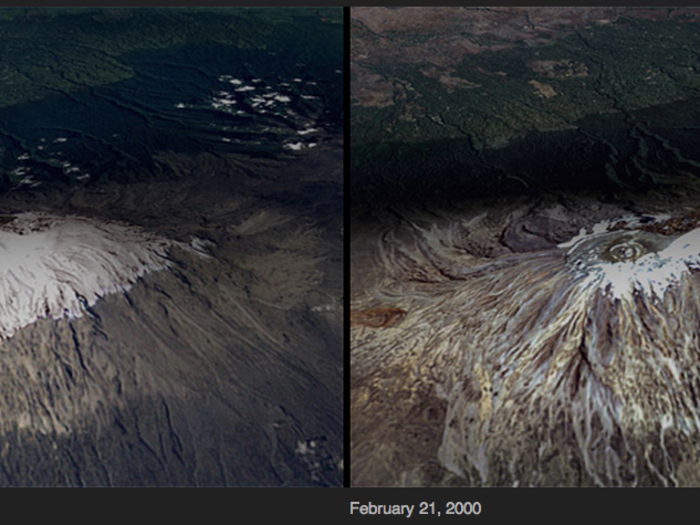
[[563, 216, 700, 301], [0, 213, 177, 339]]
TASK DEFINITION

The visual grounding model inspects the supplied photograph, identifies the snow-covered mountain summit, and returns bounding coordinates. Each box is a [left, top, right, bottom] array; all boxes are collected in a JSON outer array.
[[0, 213, 173, 339]]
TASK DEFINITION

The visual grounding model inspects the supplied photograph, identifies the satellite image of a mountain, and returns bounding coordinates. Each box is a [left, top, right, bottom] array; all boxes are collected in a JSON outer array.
[[0, 7, 343, 486], [351, 7, 700, 487]]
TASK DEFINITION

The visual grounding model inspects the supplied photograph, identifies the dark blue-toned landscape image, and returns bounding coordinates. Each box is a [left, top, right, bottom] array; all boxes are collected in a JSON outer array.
[[0, 7, 343, 486]]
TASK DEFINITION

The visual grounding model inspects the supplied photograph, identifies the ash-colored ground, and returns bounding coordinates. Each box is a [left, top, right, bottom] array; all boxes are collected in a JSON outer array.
[[0, 145, 343, 486]]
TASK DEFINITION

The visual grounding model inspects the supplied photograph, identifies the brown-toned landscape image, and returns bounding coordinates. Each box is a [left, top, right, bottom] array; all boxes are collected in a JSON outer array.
[[351, 7, 700, 487]]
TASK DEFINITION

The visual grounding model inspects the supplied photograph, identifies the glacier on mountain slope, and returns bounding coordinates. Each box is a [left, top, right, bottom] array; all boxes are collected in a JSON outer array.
[[0, 212, 175, 339]]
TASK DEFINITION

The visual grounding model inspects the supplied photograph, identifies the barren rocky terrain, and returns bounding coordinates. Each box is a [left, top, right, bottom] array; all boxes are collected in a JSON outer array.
[[0, 143, 343, 486]]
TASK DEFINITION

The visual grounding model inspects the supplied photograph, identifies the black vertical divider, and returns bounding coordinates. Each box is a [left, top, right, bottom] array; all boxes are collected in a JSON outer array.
[[343, 5, 352, 490]]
